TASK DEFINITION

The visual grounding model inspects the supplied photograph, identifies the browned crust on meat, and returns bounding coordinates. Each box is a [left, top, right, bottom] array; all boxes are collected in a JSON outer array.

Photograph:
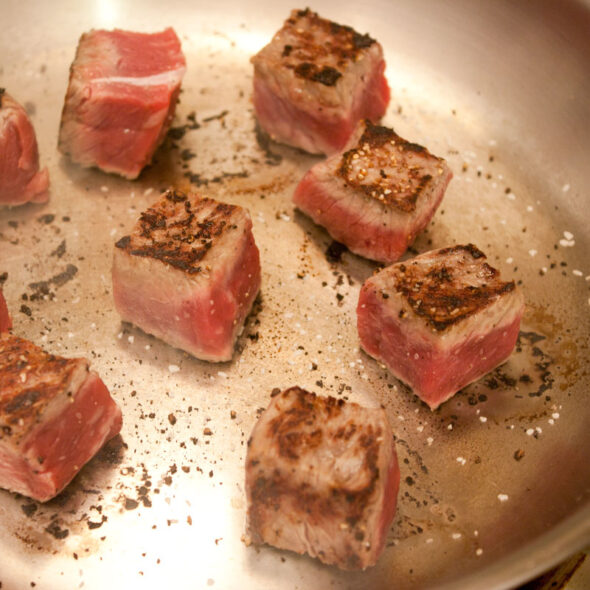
[[278, 9, 377, 86], [390, 244, 516, 331], [0, 333, 88, 439], [115, 189, 241, 275], [248, 386, 384, 567], [338, 120, 448, 213]]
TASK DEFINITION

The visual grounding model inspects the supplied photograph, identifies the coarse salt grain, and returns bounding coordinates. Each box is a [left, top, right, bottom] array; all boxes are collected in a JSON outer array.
[[526, 428, 534, 436], [559, 238, 575, 247], [573, 270, 583, 276], [479, 416, 487, 423], [168, 364, 180, 373], [100, 186, 109, 193], [552, 412, 560, 419], [452, 533, 462, 540], [528, 249, 537, 257], [456, 457, 466, 466], [416, 425, 424, 433], [476, 548, 483, 556], [144, 188, 154, 196], [447, 424, 453, 430], [498, 494, 509, 502], [426, 538, 434, 544], [563, 231, 574, 240], [506, 257, 513, 264], [128, 335, 134, 343], [427, 437, 434, 446], [562, 184, 570, 192]]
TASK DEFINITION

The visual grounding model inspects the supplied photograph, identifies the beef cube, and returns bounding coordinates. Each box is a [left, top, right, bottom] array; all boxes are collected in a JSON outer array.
[[112, 189, 261, 362], [357, 244, 525, 409], [0, 89, 49, 206], [0, 289, 11, 333], [293, 119, 452, 263], [251, 9, 390, 155], [246, 386, 400, 570], [58, 28, 186, 179], [0, 333, 122, 502]]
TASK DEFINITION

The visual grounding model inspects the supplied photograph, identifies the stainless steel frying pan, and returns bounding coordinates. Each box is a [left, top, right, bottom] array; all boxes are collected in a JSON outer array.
[[1, 1, 589, 588]]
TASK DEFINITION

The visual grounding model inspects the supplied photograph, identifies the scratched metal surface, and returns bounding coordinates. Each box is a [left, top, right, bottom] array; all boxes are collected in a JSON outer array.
[[1, 1, 589, 589]]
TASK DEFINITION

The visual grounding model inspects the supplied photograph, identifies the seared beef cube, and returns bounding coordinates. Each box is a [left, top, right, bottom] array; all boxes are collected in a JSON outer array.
[[246, 386, 400, 570], [0, 333, 122, 502], [357, 244, 525, 409], [112, 189, 261, 362], [0, 289, 11, 332], [58, 28, 186, 179], [0, 89, 49, 206], [293, 120, 452, 263], [251, 9, 390, 155]]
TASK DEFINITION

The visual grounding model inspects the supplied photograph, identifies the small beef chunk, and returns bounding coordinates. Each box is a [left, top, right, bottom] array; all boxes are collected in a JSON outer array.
[[112, 189, 261, 362], [0, 89, 49, 206], [251, 9, 390, 155], [58, 28, 186, 179], [293, 119, 452, 263], [357, 244, 525, 409], [0, 333, 122, 502], [0, 289, 11, 332], [246, 386, 400, 570]]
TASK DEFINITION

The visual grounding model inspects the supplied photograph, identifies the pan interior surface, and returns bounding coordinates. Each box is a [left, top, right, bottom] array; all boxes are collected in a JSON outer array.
[[0, 1, 589, 589]]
